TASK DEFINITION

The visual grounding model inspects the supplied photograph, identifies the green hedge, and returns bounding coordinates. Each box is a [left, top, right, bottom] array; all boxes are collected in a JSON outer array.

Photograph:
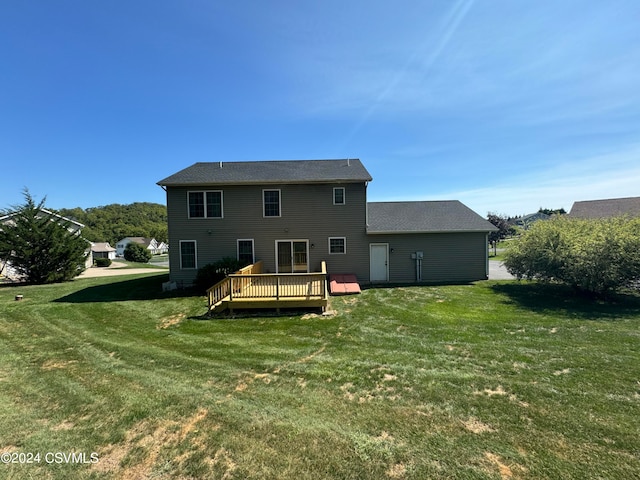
[[95, 257, 112, 267], [123, 242, 152, 263], [504, 216, 640, 296]]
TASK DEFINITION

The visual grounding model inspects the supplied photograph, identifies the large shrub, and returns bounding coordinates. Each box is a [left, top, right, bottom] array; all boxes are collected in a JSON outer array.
[[0, 190, 88, 284], [504, 216, 640, 295], [95, 257, 112, 267], [195, 257, 247, 293], [123, 242, 152, 263]]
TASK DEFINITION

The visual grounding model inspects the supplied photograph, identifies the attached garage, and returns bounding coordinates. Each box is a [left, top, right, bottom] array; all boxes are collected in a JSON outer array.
[[366, 201, 497, 284]]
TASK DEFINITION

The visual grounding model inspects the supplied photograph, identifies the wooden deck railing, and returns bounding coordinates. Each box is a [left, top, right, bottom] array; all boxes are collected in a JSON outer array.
[[206, 260, 327, 311], [206, 261, 264, 309], [232, 261, 263, 293], [206, 277, 230, 309]]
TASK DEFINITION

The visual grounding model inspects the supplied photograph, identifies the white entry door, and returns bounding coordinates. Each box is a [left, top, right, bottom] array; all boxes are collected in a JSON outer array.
[[369, 243, 389, 282]]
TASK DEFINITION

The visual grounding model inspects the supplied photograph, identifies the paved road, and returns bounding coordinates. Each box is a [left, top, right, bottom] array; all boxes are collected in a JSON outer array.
[[488, 260, 515, 280]]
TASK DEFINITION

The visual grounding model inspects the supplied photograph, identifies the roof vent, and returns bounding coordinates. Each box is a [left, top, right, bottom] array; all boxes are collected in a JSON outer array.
[[347, 158, 350, 166], [219, 161, 223, 168]]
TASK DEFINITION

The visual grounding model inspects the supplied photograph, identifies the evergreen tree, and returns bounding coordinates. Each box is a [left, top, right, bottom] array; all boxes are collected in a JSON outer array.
[[0, 191, 88, 284]]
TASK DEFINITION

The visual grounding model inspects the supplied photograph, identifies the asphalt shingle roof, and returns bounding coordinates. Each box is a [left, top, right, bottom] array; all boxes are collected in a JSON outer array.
[[367, 201, 497, 233], [157, 159, 372, 186], [120, 237, 154, 248], [91, 242, 116, 252], [569, 196, 640, 219], [0, 208, 85, 231]]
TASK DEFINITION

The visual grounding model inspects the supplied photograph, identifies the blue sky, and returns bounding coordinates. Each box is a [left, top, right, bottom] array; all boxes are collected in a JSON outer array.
[[2, 0, 639, 217]]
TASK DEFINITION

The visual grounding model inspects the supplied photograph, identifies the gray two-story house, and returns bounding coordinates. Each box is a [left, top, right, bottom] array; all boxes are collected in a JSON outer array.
[[157, 159, 496, 287]]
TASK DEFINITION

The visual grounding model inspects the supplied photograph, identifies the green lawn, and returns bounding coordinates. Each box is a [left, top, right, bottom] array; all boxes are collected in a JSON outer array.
[[149, 254, 169, 264], [1, 274, 639, 479], [489, 240, 512, 261]]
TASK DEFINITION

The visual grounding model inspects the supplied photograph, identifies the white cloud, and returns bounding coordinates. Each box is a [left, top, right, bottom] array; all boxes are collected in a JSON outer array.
[[378, 144, 640, 216], [447, 149, 640, 215]]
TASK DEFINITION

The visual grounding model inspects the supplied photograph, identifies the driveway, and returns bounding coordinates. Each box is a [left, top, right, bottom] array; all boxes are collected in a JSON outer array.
[[488, 260, 515, 280], [80, 261, 513, 280], [78, 261, 168, 279]]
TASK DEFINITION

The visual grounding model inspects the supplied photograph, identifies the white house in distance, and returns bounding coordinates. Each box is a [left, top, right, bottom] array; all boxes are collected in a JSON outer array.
[[91, 242, 117, 260], [115, 237, 167, 257]]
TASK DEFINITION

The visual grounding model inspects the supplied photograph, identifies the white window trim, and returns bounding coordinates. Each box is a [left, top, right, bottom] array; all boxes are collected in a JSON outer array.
[[179, 240, 198, 270], [328, 236, 347, 255], [333, 187, 346, 205], [263, 189, 282, 218], [237, 238, 255, 264], [187, 190, 224, 219]]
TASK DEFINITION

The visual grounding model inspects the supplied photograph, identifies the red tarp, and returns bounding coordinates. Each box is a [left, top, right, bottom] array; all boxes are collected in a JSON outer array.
[[329, 274, 361, 295]]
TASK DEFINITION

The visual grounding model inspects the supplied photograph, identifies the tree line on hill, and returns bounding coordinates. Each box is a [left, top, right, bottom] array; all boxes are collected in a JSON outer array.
[[59, 202, 168, 246]]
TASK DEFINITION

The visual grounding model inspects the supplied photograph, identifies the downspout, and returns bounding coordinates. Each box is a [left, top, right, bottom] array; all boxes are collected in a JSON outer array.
[[364, 182, 369, 228], [485, 233, 489, 279]]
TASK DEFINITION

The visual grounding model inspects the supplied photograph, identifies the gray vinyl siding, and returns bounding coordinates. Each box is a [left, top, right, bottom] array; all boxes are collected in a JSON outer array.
[[166, 182, 370, 285], [366, 232, 489, 283]]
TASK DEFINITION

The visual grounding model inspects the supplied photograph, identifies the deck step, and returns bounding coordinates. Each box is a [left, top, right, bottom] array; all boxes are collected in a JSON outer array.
[[329, 274, 361, 295], [208, 295, 230, 313]]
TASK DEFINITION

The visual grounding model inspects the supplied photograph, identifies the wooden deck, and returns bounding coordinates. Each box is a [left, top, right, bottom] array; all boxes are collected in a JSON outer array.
[[207, 261, 329, 313]]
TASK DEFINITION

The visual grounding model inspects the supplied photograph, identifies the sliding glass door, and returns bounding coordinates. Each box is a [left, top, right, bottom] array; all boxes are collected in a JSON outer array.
[[276, 240, 308, 273]]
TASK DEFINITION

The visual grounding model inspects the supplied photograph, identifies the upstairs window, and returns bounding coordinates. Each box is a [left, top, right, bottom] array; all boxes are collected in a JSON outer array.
[[333, 187, 345, 205], [188, 191, 223, 218], [263, 189, 281, 217]]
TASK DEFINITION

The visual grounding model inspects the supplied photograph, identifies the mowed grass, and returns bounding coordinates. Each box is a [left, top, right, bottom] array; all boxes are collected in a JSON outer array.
[[0, 274, 639, 479]]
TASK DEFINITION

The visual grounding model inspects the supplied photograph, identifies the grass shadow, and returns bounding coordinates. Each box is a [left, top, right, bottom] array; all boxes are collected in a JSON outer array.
[[54, 274, 201, 303], [202, 306, 328, 321], [490, 281, 640, 320], [0, 281, 29, 289]]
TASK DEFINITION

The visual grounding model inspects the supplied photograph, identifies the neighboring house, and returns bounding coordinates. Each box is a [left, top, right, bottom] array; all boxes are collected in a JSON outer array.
[[157, 159, 497, 286], [156, 241, 169, 255], [115, 237, 160, 256], [0, 208, 85, 234], [569, 196, 640, 219], [91, 242, 117, 260], [511, 212, 550, 229]]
